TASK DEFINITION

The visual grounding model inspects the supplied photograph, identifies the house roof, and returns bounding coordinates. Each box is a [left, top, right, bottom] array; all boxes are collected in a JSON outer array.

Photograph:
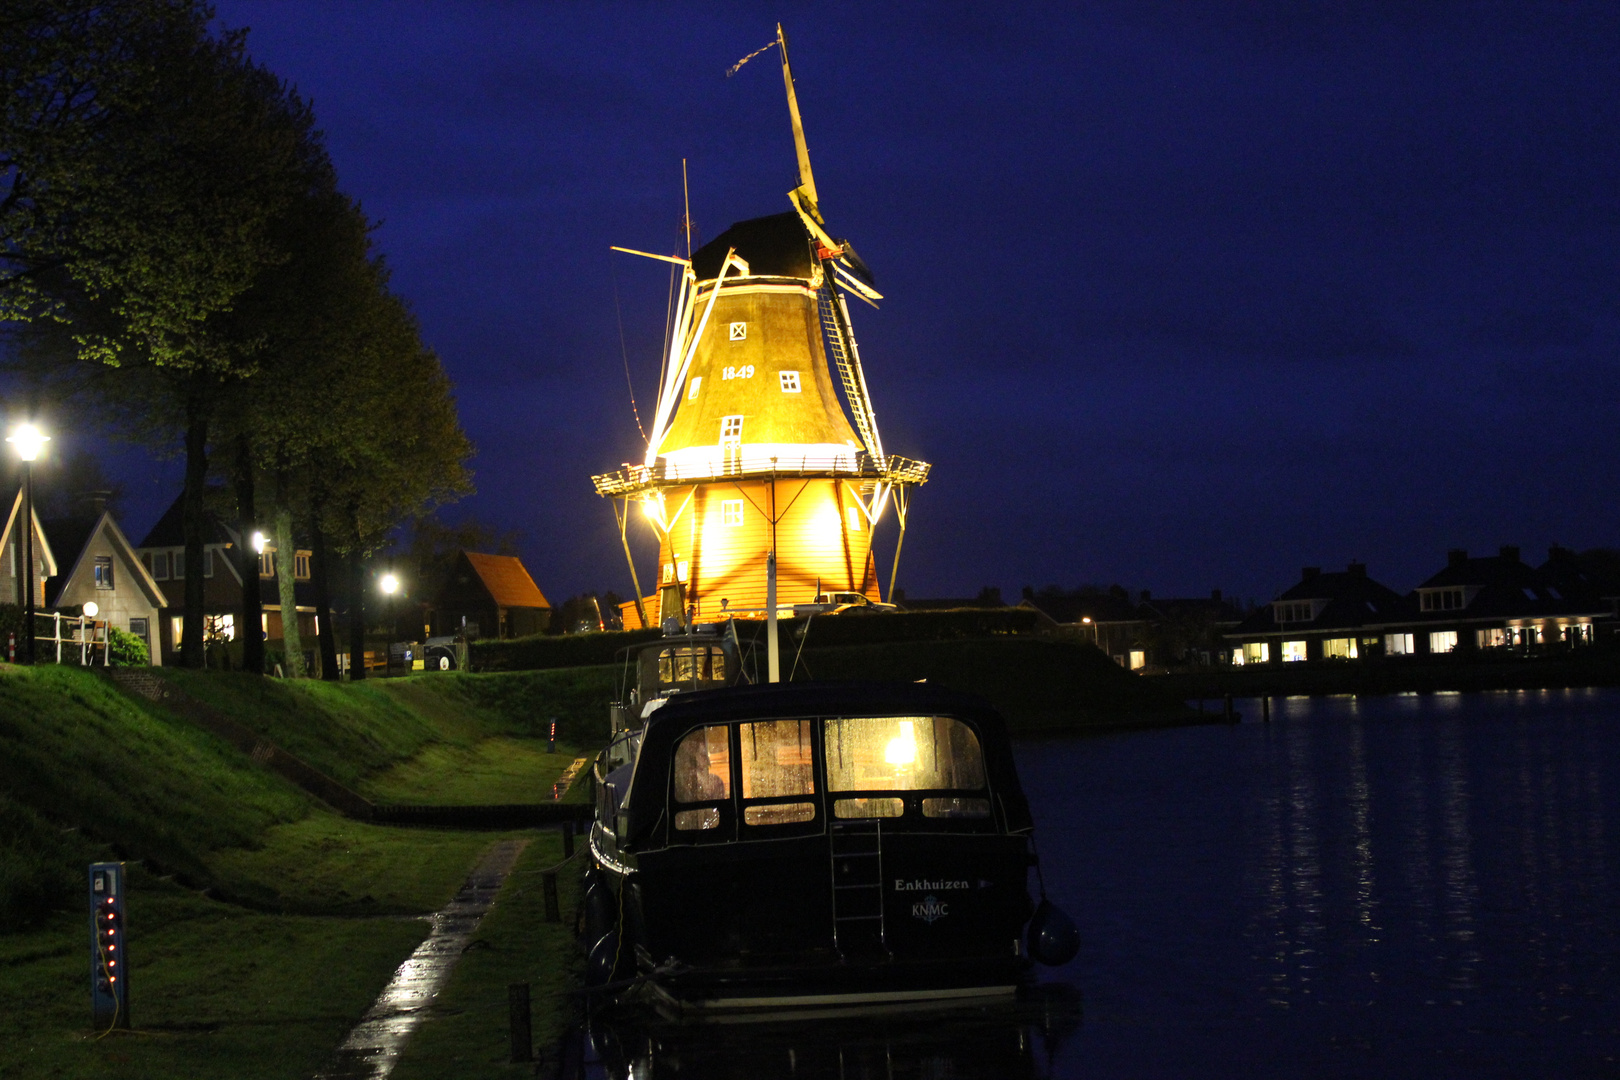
[[461, 551, 550, 610], [2, 489, 57, 580], [43, 510, 167, 609], [1021, 592, 1143, 625], [1234, 563, 1410, 635], [138, 488, 238, 548], [1407, 546, 1604, 622]]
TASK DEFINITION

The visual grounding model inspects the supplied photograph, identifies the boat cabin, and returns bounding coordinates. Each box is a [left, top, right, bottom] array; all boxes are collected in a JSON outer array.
[[590, 681, 1037, 1008]]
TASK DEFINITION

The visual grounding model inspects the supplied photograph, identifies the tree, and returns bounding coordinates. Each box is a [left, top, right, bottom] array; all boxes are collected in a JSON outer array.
[[6, 8, 325, 666]]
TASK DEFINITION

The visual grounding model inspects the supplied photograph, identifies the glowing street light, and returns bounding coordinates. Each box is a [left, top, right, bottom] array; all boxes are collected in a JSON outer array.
[[380, 573, 399, 595], [251, 531, 267, 554], [5, 423, 48, 461], [379, 573, 400, 676]]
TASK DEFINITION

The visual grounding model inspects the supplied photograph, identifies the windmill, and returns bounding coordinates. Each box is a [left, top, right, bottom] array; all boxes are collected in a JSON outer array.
[[593, 24, 929, 649]]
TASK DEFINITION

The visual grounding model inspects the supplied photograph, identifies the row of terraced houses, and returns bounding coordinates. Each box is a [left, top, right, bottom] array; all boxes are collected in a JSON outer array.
[[1226, 545, 1618, 666]]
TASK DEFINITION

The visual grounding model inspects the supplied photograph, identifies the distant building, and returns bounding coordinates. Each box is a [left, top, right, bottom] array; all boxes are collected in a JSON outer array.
[[1400, 546, 1607, 654], [135, 491, 317, 665], [42, 506, 166, 663], [1228, 563, 1408, 663], [1227, 548, 1611, 664], [430, 551, 551, 639]]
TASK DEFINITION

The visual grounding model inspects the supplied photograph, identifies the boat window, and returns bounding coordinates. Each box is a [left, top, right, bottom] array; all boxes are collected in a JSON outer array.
[[659, 645, 726, 685], [674, 808, 720, 831], [673, 725, 731, 804], [739, 720, 816, 799], [744, 802, 816, 825], [921, 797, 991, 819], [823, 716, 986, 792], [834, 797, 904, 819]]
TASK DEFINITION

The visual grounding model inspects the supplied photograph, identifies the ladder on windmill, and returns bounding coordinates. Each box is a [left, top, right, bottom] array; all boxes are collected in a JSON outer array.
[[829, 819, 889, 956], [818, 281, 884, 462]]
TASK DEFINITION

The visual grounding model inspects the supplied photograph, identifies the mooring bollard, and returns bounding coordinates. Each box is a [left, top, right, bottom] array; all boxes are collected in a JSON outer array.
[[508, 982, 533, 1063], [543, 870, 560, 923], [1262, 696, 1271, 723], [562, 819, 575, 859]]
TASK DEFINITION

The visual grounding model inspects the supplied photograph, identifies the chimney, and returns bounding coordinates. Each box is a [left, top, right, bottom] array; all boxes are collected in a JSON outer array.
[[1347, 562, 1366, 577], [1499, 544, 1520, 563], [1302, 567, 1321, 580], [1448, 549, 1468, 568], [1210, 588, 1222, 602]]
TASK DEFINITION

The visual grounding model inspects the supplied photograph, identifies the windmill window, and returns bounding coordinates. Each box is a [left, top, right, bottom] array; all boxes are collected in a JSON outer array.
[[719, 416, 743, 444], [687, 376, 701, 400], [779, 370, 801, 393], [721, 500, 743, 526], [728, 321, 747, 341], [846, 505, 863, 532]]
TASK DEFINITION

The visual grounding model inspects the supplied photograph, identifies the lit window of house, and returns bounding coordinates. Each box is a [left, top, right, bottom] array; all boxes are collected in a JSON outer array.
[[779, 370, 801, 393], [721, 500, 743, 526], [719, 416, 743, 443], [1385, 633, 1414, 655], [846, 506, 862, 532], [1429, 630, 1458, 653], [1281, 640, 1308, 662], [1476, 627, 1508, 648], [294, 553, 311, 580], [1128, 650, 1146, 670], [687, 376, 702, 400], [1322, 637, 1357, 659], [1238, 642, 1270, 665], [1420, 588, 1466, 612], [93, 556, 114, 590]]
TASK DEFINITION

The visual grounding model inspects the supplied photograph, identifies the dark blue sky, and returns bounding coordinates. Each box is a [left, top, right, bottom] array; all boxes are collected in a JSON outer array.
[[102, 2, 1620, 604]]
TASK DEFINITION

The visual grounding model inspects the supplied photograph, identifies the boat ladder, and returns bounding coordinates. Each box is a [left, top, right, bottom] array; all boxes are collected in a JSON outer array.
[[829, 819, 888, 957]]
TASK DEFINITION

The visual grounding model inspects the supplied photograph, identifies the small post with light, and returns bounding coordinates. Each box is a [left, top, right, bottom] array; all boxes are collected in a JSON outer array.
[[88, 861, 130, 1030], [7, 423, 49, 665]]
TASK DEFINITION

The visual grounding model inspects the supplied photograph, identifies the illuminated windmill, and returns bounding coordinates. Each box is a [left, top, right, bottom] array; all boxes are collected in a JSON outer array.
[[593, 25, 929, 634]]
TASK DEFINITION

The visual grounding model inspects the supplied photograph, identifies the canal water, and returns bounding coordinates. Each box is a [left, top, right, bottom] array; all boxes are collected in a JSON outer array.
[[585, 689, 1620, 1078]]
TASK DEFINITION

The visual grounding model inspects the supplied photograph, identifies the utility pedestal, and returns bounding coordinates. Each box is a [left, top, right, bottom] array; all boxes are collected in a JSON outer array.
[[89, 862, 130, 1030]]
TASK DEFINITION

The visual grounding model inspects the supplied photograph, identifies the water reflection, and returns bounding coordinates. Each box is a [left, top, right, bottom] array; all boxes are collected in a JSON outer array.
[[579, 988, 1081, 1079]]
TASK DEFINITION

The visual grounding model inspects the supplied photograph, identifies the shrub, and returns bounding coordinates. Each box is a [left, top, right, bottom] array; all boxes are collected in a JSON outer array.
[[107, 627, 150, 667]]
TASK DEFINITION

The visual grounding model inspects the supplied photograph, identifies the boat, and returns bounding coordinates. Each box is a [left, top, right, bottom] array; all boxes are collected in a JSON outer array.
[[586, 627, 1078, 1015]]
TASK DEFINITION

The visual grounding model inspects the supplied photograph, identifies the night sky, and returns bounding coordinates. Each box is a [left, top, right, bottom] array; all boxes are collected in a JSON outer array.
[[94, 3, 1620, 606]]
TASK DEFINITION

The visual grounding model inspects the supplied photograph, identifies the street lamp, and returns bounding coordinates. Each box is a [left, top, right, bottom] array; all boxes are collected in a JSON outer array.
[[6, 423, 49, 664], [380, 573, 399, 675]]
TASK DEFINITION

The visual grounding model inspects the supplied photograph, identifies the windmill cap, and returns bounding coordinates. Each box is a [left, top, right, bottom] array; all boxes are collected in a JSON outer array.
[[692, 212, 815, 281]]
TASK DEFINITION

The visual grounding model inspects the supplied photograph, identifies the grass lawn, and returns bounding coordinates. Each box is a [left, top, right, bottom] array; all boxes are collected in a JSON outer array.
[[391, 832, 584, 1079], [0, 877, 429, 1080], [358, 738, 585, 805], [204, 812, 509, 915]]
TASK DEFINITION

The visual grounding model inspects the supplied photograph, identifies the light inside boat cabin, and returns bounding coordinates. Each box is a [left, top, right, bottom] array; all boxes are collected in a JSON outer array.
[[671, 715, 990, 831]]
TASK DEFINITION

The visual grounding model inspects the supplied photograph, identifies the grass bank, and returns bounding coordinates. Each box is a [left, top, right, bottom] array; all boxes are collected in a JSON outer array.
[[0, 663, 604, 1080]]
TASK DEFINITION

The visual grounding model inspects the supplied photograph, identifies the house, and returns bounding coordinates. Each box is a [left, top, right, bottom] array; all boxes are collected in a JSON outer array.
[[1020, 589, 1151, 667], [42, 504, 167, 663], [429, 550, 551, 639], [134, 491, 318, 665], [1398, 546, 1608, 654], [1227, 563, 1410, 663], [2, 487, 55, 612]]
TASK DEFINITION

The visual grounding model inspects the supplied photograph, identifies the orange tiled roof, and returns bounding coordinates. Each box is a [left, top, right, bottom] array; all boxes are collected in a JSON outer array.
[[462, 551, 550, 609]]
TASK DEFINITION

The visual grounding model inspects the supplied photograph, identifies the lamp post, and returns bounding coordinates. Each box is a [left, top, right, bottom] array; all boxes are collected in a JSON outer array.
[[380, 573, 399, 676], [6, 423, 49, 664]]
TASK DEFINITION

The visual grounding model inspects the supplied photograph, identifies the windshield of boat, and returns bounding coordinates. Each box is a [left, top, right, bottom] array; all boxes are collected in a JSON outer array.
[[822, 716, 986, 792], [657, 645, 726, 687]]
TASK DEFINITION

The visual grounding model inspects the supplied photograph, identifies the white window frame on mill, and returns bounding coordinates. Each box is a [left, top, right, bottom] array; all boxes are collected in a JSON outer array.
[[687, 376, 702, 400], [721, 500, 744, 526], [719, 416, 744, 444], [846, 505, 863, 532], [779, 370, 801, 393], [728, 321, 747, 341]]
